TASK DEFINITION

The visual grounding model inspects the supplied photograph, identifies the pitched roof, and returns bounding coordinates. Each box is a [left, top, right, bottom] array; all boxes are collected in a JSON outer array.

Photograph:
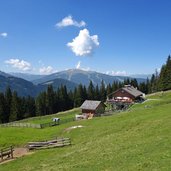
[[107, 85, 143, 98], [122, 86, 143, 97], [80, 100, 103, 110]]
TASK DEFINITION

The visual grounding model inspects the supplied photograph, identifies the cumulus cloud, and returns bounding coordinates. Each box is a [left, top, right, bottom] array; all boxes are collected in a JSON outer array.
[[5, 58, 31, 71], [0, 32, 8, 38], [39, 66, 56, 75], [67, 29, 99, 56], [56, 15, 86, 28], [106, 70, 128, 76]]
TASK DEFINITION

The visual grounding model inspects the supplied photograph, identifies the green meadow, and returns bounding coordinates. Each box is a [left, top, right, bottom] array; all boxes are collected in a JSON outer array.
[[0, 91, 171, 171]]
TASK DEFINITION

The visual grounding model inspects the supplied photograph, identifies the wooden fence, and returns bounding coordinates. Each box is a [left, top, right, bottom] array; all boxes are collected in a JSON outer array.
[[0, 146, 14, 162], [28, 137, 71, 150], [0, 117, 75, 129], [0, 122, 42, 129], [40, 121, 59, 128]]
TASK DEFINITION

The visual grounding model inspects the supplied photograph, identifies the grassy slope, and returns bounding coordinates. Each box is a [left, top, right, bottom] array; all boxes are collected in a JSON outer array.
[[0, 91, 171, 171], [18, 108, 80, 124]]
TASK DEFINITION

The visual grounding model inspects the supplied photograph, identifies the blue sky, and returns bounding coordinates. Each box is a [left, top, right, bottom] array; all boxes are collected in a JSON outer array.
[[0, 0, 171, 75]]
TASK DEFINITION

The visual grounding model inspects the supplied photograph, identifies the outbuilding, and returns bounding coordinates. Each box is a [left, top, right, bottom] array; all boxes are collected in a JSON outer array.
[[80, 100, 106, 117]]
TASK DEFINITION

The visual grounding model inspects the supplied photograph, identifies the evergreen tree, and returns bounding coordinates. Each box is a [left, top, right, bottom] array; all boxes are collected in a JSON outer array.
[[25, 96, 36, 118], [112, 81, 119, 92], [130, 79, 139, 89], [100, 80, 106, 102], [87, 81, 95, 100], [4, 86, 12, 122], [46, 85, 55, 114], [165, 56, 171, 90], [61, 85, 70, 110], [10, 91, 20, 121], [157, 56, 171, 91], [36, 92, 47, 116], [106, 83, 112, 96], [0, 93, 6, 123], [94, 85, 100, 100], [74, 84, 85, 107]]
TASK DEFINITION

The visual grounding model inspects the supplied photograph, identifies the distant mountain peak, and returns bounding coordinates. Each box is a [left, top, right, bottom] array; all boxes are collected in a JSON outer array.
[[32, 69, 146, 86]]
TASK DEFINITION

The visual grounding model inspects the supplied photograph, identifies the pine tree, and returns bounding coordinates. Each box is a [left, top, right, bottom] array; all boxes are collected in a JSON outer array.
[[130, 79, 139, 89], [10, 91, 19, 121], [36, 92, 47, 116], [106, 83, 112, 96], [46, 85, 55, 114], [0, 93, 5, 123], [112, 81, 119, 92], [165, 56, 171, 90], [4, 86, 12, 122], [74, 84, 85, 107], [61, 85, 70, 110], [25, 96, 36, 118], [87, 81, 95, 100], [94, 85, 100, 100], [100, 80, 106, 102]]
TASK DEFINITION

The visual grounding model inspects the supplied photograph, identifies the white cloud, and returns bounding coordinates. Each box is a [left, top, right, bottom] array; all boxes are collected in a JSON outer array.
[[106, 70, 128, 76], [56, 15, 86, 28], [75, 61, 90, 71], [39, 66, 56, 75], [0, 32, 8, 38], [67, 28, 99, 56], [76, 61, 81, 69], [5, 58, 31, 71]]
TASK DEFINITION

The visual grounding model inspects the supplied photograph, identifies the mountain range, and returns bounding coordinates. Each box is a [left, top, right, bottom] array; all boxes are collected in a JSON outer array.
[[0, 69, 148, 97], [32, 69, 147, 86]]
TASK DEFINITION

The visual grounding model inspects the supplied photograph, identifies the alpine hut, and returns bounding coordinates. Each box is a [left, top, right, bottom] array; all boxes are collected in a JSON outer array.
[[80, 100, 106, 117], [107, 85, 144, 110]]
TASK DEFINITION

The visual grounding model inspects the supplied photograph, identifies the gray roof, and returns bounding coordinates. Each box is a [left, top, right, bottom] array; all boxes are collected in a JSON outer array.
[[80, 100, 102, 110], [107, 85, 143, 98], [122, 86, 143, 97]]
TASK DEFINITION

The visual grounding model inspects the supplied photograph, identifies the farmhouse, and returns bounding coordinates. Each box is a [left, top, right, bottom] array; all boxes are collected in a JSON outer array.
[[107, 85, 144, 110], [80, 100, 106, 117]]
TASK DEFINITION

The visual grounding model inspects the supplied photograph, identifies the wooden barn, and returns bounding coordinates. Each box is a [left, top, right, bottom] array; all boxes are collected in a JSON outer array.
[[80, 100, 106, 117], [107, 85, 144, 110]]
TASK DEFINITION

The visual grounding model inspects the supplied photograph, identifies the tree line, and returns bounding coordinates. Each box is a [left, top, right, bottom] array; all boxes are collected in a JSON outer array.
[[0, 79, 138, 123], [0, 56, 171, 123], [147, 55, 171, 93]]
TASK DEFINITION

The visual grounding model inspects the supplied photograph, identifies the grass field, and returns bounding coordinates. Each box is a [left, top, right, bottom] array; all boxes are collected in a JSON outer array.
[[0, 91, 171, 171], [16, 108, 80, 124]]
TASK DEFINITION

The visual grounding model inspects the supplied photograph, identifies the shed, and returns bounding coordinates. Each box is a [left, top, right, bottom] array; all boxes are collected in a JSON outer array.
[[80, 100, 106, 116]]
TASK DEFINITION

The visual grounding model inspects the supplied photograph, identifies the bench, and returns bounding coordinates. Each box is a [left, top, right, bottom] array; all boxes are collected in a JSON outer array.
[[0, 146, 14, 162]]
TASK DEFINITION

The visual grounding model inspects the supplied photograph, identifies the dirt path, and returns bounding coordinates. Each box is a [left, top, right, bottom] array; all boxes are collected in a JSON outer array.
[[0, 147, 34, 165], [14, 148, 32, 157]]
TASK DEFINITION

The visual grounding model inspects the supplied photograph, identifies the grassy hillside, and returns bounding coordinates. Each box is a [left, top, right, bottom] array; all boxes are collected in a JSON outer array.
[[0, 91, 171, 170]]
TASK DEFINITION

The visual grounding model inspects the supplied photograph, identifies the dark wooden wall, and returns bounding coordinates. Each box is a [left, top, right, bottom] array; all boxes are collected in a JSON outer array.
[[112, 89, 135, 100]]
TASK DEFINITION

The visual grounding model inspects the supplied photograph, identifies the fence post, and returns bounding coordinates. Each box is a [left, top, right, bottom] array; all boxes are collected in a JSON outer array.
[[11, 146, 13, 159], [62, 138, 64, 146], [1, 149, 3, 161]]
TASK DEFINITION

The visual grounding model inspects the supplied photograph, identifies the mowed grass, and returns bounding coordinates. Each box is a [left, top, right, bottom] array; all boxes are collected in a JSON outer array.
[[0, 108, 80, 148], [18, 108, 80, 124], [0, 91, 171, 171]]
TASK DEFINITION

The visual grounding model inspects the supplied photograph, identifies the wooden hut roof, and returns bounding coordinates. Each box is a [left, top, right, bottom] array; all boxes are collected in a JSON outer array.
[[108, 85, 143, 98], [122, 86, 143, 97], [80, 100, 104, 110]]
